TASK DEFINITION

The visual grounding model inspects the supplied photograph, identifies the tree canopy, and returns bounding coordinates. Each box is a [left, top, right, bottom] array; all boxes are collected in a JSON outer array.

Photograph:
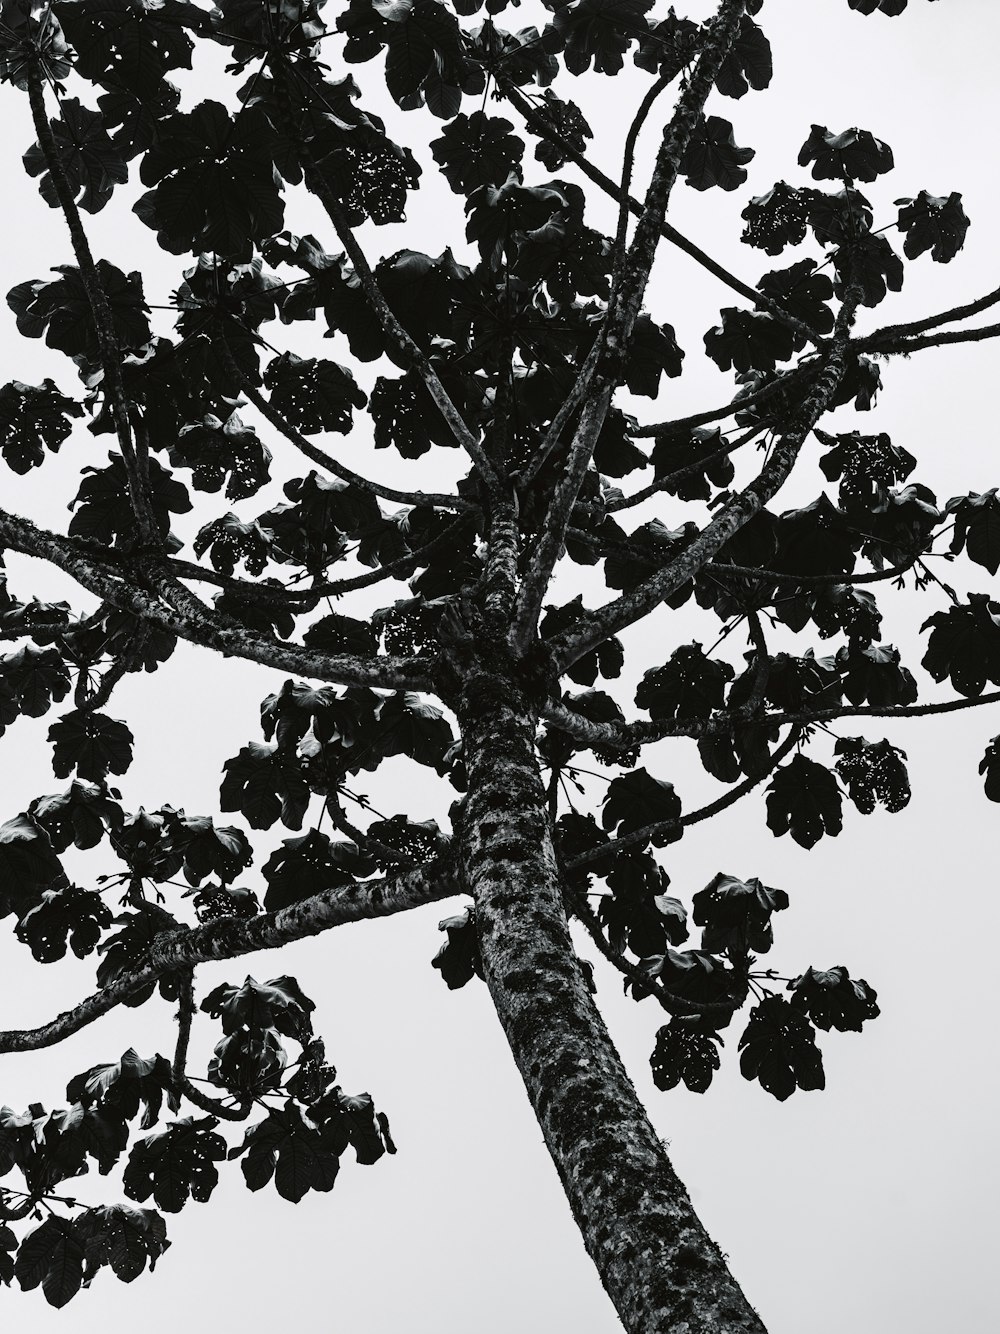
[[0, 0, 995, 1329]]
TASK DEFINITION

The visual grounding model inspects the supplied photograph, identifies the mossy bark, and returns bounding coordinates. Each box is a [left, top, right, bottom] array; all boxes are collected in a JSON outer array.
[[456, 656, 767, 1334]]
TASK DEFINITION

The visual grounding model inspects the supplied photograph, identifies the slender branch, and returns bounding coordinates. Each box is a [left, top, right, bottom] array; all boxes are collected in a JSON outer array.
[[0, 857, 461, 1054], [496, 81, 825, 350], [709, 555, 918, 587], [549, 289, 862, 672], [218, 334, 474, 512], [510, 2, 748, 653], [591, 423, 765, 516], [24, 62, 155, 540], [568, 889, 739, 1017], [858, 283, 1000, 347], [630, 365, 810, 438], [170, 969, 196, 1091], [511, 384, 613, 652], [743, 611, 770, 716], [861, 321, 1000, 355], [0, 508, 434, 690], [164, 513, 476, 603], [547, 690, 1000, 753], [173, 1077, 253, 1121], [272, 56, 503, 493]]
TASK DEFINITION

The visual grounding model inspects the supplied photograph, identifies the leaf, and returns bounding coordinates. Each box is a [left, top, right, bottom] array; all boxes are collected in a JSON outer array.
[[532, 92, 592, 171], [704, 308, 795, 374], [364, 814, 444, 868], [28, 780, 123, 853], [765, 756, 843, 849], [633, 7, 699, 75], [816, 427, 915, 509], [650, 426, 735, 503], [981, 735, 1000, 802], [738, 996, 825, 1100], [0, 814, 64, 921], [156, 812, 253, 886], [263, 353, 367, 436], [602, 768, 682, 848], [788, 966, 880, 1032], [95, 906, 183, 1006], [634, 644, 733, 721], [757, 260, 835, 340], [66, 1049, 171, 1130], [430, 111, 525, 194], [220, 742, 312, 831], [625, 314, 684, 396], [123, 1117, 226, 1213], [233, 1104, 342, 1202], [650, 1023, 722, 1093], [680, 115, 755, 192], [14, 1216, 85, 1308], [135, 100, 284, 259], [691, 873, 789, 955], [15, 884, 112, 963], [0, 379, 83, 474], [0, 645, 71, 726], [170, 413, 272, 502], [741, 181, 811, 254], [947, 490, 1000, 575], [7, 261, 150, 364], [714, 15, 772, 99], [431, 905, 482, 988], [921, 595, 1000, 698], [835, 644, 916, 708], [48, 711, 134, 781], [69, 453, 190, 545], [261, 830, 375, 911], [76, 1204, 170, 1284], [303, 613, 378, 658], [551, 0, 655, 77], [308, 1087, 395, 1164], [847, 0, 911, 11], [798, 124, 894, 182], [23, 98, 128, 214], [895, 191, 969, 262], [834, 231, 904, 308], [201, 975, 316, 1040]]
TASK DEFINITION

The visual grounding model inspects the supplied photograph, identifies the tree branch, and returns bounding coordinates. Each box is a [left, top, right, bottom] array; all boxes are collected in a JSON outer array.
[[549, 291, 862, 672], [510, 2, 748, 653], [25, 64, 155, 541], [496, 81, 825, 350], [630, 365, 809, 438], [568, 889, 740, 1017], [857, 282, 1000, 347], [0, 508, 434, 690], [273, 56, 504, 494], [0, 857, 461, 1055], [218, 333, 475, 512]]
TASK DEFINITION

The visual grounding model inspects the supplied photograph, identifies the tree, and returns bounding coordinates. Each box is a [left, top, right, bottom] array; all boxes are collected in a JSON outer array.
[[0, 0, 994, 1327]]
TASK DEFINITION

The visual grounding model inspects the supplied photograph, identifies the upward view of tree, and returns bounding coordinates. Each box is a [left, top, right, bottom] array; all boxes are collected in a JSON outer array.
[[0, 0, 995, 1328]]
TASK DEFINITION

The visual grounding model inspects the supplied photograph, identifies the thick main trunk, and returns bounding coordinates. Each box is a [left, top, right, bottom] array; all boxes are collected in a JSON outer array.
[[456, 660, 766, 1334]]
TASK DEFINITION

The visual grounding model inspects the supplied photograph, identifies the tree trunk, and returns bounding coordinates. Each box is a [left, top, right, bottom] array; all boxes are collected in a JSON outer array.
[[455, 655, 767, 1334]]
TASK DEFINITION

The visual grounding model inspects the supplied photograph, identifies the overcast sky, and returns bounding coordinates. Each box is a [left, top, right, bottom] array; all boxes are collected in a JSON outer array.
[[0, 2, 998, 1332]]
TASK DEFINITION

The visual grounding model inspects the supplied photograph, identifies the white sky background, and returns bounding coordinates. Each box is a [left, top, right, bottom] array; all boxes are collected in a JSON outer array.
[[0, 0, 998, 1331]]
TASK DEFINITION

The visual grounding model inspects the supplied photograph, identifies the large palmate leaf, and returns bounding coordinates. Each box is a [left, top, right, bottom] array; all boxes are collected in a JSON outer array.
[[24, 98, 128, 214], [0, 379, 83, 474], [135, 100, 283, 258], [8, 262, 150, 362], [123, 1117, 227, 1213], [738, 996, 825, 1101]]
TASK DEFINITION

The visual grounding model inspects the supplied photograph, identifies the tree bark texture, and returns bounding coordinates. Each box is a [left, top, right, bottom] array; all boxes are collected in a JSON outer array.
[[456, 655, 766, 1334]]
